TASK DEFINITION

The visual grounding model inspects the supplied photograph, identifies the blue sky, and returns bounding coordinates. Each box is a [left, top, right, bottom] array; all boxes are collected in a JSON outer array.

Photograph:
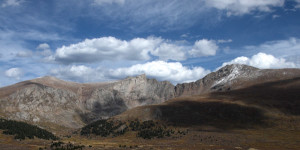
[[1, 0, 300, 86]]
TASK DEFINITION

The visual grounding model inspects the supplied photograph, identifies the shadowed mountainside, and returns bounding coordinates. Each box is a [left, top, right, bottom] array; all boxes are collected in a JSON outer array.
[[114, 77, 300, 129], [209, 77, 300, 115]]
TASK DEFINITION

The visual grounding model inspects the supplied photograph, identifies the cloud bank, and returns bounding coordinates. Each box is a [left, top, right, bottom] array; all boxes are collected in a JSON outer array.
[[109, 61, 211, 84], [221, 52, 297, 69], [53, 36, 219, 64], [51, 61, 211, 84]]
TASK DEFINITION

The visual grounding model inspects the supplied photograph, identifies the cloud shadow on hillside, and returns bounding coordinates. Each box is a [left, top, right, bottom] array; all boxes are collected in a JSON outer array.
[[157, 101, 268, 129]]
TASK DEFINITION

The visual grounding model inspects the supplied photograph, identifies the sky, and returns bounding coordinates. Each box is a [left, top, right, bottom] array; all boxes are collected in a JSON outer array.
[[1, 0, 300, 86]]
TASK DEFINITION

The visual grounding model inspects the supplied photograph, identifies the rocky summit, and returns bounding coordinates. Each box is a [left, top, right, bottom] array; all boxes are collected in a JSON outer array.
[[175, 64, 300, 97]]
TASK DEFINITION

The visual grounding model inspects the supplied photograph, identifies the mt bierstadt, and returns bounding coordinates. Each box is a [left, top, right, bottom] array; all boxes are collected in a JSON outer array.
[[0, 64, 299, 128]]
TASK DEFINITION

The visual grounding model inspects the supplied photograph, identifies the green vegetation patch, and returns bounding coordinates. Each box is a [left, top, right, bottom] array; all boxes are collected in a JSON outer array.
[[81, 119, 127, 137], [39, 141, 85, 150], [0, 118, 58, 140], [81, 119, 178, 139]]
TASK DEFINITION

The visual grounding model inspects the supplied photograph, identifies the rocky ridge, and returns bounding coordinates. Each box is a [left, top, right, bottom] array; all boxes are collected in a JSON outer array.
[[0, 64, 300, 129], [0, 74, 175, 128], [175, 64, 300, 97]]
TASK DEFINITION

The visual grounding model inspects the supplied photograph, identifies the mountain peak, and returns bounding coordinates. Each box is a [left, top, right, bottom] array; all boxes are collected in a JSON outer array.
[[125, 74, 147, 80], [30, 76, 68, 84], [212, 64, 259, 88], [219, 64, 258, 73], [38, 76, 60, 81]]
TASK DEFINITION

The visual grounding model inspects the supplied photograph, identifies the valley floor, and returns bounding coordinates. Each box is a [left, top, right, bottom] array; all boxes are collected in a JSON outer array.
[[1, 124, 300, 150]]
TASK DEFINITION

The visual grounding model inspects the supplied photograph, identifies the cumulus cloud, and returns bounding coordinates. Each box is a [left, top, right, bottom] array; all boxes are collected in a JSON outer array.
[[37, 43, 52, 56], [50, 65, 105, 83], [53, 36, 217, 64], [152, 43, 186, 61], [54, 36, 157, 63], [189, 39, 218, 57], [37, 43, 50, 50], [109, 61, 211, 84], [204, 0, 284, 16], [5, 68, 23, 80], [1, 0, 22, 7], [51, 61, 210, 84], [221, 52, 297, 69]]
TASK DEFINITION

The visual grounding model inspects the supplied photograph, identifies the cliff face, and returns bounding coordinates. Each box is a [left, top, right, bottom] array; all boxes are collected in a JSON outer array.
[[81, 74, 175, 123], [0, 74, 175, 128]]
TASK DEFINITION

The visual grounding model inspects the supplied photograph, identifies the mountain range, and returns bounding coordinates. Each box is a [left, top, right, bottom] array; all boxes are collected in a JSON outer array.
[[0, 64, 299, 130]]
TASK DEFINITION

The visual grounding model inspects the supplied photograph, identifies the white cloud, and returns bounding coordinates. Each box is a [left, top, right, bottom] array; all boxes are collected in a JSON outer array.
[[180, 34, 189, 38], [189, 39, 218, 57], [54, 36, 157, 63], [5, 68, 23, 80], [205, 0, 284, 16], [93, 0, 125, 5], [152, 43, 186, 61], [36, 43, 52, 56], [217, 39, 233, 43], [1, 0, 22, 7], [51, 61, 210, 84], [50, 65, 105, 83], [37, 43, 50, 50], [54, 36, 210, 64], [221, 52, 297, 69], [109, 61, 211, 84]]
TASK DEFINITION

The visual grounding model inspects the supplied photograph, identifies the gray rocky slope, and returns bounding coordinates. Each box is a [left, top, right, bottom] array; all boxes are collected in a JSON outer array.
[[0, 64, 299, 128], [0, 74, 175, 128]]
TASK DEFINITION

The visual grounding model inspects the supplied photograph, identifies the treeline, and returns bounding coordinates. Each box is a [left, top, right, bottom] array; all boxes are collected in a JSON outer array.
[[81, 119, 127, 137], [130, 120, 174, 139], [81, 119, 178, 139], [0, 118, 58, 140], [39, 141, 85, 150]]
